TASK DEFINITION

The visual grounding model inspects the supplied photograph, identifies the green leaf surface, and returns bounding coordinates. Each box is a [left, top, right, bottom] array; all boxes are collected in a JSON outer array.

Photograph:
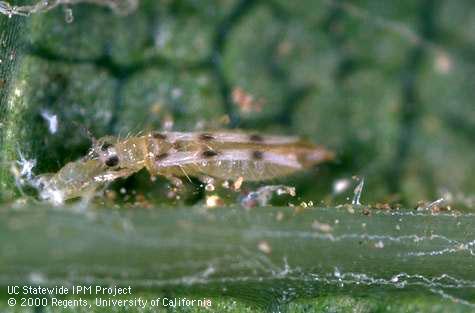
[[1, 205, 475, 312]]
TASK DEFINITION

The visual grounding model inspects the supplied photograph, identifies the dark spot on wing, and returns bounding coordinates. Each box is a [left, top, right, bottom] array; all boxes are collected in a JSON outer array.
[[202, 149, 219, 158], [155, 153, 169, 161], [251, 150, 264, 160], [105, 155, 119, 167], [173, 141, 185, 151], [198, 133, 215, 141], [152, 132, 167, 140], [249, 134, 264, 142]]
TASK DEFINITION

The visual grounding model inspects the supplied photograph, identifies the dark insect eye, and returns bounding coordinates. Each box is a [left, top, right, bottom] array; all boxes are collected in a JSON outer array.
[[101, 142, 113, 151], [105, 155, 119, 167]]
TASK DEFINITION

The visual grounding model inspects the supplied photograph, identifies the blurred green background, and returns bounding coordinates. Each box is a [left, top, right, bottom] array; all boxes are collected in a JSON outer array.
[[1, 0, 475, 312]]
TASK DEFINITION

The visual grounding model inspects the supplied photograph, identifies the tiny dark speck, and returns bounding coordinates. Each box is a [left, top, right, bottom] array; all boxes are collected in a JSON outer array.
[[249, 134, 264, 142], [202, 150, 219, 158], [199, 133, 215, 141], [252, 151, 264, 160], [152, 132, 167, 140], [155, 153, 169, 160], [173, 141, 185, 151]]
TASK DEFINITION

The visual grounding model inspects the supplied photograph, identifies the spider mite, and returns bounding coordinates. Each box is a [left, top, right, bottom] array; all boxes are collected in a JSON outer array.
[[36, 131, 334, 204]]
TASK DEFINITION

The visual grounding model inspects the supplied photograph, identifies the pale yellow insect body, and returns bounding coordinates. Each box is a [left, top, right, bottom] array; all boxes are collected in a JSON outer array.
[[37, 131, 334, 204]]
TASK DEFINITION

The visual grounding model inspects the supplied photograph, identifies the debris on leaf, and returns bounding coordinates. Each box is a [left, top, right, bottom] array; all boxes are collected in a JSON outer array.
[[257, 240, 272, 254], [40, 110, 58, 134], [352, 178, 365, 205], [312, 220, 333, 233], [240, 185, 296, 209], [206, 195, 223, 208]]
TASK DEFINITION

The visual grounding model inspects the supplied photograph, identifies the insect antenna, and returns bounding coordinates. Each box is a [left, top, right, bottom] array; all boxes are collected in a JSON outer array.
[[73, 121, 97, 146]]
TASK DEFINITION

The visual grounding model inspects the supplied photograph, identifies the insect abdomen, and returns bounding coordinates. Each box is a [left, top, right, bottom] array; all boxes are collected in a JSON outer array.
[[150, 132, 334, 181]]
